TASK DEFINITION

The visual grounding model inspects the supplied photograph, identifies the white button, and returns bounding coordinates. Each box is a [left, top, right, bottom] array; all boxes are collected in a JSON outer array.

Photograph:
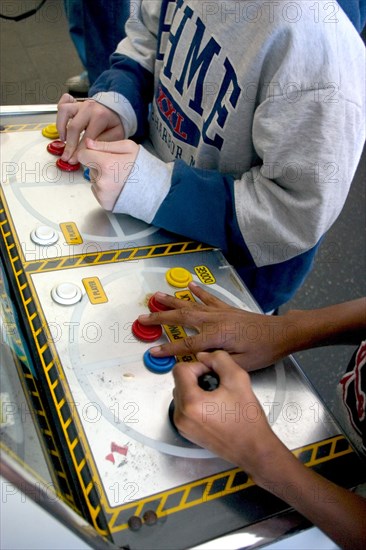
[[51, 283, 82, 306], [56, 283, 77, 300], [36, 226, 54, 240], [30, 225, 59, 246]]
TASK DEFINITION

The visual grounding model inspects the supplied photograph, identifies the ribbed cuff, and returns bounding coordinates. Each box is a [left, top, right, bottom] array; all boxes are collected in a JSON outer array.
[[112, 146, 173, 222], [92, 91, 137, 138]]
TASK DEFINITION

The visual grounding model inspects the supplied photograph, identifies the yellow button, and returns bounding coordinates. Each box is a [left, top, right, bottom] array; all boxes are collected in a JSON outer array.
[[42, 123, 59, 139], [166, 267, 193, 288]]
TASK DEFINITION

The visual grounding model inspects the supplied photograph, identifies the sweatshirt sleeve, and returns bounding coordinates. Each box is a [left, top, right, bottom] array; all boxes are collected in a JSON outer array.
[[89, 0, 160, 140], [112, 87, 365, 270]]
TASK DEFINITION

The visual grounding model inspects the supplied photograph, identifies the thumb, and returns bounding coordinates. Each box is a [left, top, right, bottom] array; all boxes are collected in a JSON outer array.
[[85, 137, 134, 154], [76, 147, 105, 171]]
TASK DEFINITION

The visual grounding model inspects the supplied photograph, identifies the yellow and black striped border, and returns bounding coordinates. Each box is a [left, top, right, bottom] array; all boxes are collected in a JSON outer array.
[[23, 240, 212, 275], [0, 122, 50, 133]]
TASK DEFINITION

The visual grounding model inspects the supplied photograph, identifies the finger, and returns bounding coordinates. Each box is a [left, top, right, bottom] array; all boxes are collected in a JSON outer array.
[[143, 291, 197, 317], [61, 120, 86, 162], [138, 307, 197, 329], [148, 333, 204, 358], [92, 126, 125, 143], [77, 148, 106, 171], [188, 281, 235, 309], [61, 104, 108, 162], [58, 93, 76, 106], [66, 130, 96, 165], [73, 111, 123, 161], [139, 288, 209, 327], [155, 291, 197, 310], [56, 98, 79, 142], [69, 127, 126, 164]]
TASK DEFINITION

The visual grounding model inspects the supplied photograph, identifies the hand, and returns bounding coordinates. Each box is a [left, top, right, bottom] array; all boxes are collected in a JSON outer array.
[[138, 282, 291, 371], [56, 94, 125, 164], [77, 138, 139, 211], [174, 354, 366, 550], [172, 351, 282, 477]]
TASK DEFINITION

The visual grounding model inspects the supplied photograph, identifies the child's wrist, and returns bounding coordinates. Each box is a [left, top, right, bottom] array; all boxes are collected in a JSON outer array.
[[248, 438, 294, 488]]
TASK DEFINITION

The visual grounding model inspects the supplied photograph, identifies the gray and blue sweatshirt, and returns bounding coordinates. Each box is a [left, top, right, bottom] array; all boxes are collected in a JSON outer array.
[[90, 0, 365, 311]]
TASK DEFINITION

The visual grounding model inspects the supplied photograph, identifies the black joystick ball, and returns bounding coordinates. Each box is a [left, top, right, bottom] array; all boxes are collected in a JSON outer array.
[[197, 371, 220, 391], [169, 372, 220, 433]]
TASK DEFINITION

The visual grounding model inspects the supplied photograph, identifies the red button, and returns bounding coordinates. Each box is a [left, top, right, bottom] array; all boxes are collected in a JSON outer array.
[[132, 319, 162, 342], [56, 158, 81, 172], [148, 295, 171, 313], [47, 140, 65, 156]]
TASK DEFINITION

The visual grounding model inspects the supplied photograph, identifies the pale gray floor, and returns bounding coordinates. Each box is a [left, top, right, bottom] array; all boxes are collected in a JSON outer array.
[[1, 0, 365, 419]]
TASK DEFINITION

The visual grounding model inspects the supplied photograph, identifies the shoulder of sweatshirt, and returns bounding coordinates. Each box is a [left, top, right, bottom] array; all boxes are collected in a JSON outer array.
[[113, 0, 163, 74], [245, 1, 365, 104]]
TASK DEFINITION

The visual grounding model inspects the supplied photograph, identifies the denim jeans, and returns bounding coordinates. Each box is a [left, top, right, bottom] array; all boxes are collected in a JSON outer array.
[[337, 0, 366, 32], [64, 0, 130, 84]]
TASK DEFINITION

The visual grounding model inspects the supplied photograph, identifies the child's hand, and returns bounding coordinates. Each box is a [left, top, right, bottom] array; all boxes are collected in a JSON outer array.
[[56, 94, 125, 164], [77, 138, 139, 211], [172, 350, 282, 478], [138, 282, 290, 371]]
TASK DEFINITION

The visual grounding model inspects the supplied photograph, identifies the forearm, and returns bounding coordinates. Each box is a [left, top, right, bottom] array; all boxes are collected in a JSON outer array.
[[252, 444, 366, 550], [282, 298, 366, 354]]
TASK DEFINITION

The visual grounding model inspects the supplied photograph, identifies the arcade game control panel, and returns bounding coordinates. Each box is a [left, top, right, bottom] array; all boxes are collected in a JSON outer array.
[[1, 109, 365, 550]]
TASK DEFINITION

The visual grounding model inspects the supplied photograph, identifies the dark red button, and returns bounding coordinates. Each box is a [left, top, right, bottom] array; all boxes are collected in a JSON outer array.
[[56, 158, 81, 172], [148, 295, 171, 313], [132, 319, 162, 342], [47, 140, 65, 156]]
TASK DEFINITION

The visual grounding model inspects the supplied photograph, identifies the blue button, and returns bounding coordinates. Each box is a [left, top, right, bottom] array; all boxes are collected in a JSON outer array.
[[83, 167, 90, 181], [143, 351, 176, 374]]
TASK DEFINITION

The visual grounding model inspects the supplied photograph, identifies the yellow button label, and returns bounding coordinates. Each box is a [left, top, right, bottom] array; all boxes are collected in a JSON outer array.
[[174, 290, 195, 302], [60, 222, 83, 245], [82, 277, 108, 304], [163, 324, 195, 363], [194, 265, 215, 285]]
